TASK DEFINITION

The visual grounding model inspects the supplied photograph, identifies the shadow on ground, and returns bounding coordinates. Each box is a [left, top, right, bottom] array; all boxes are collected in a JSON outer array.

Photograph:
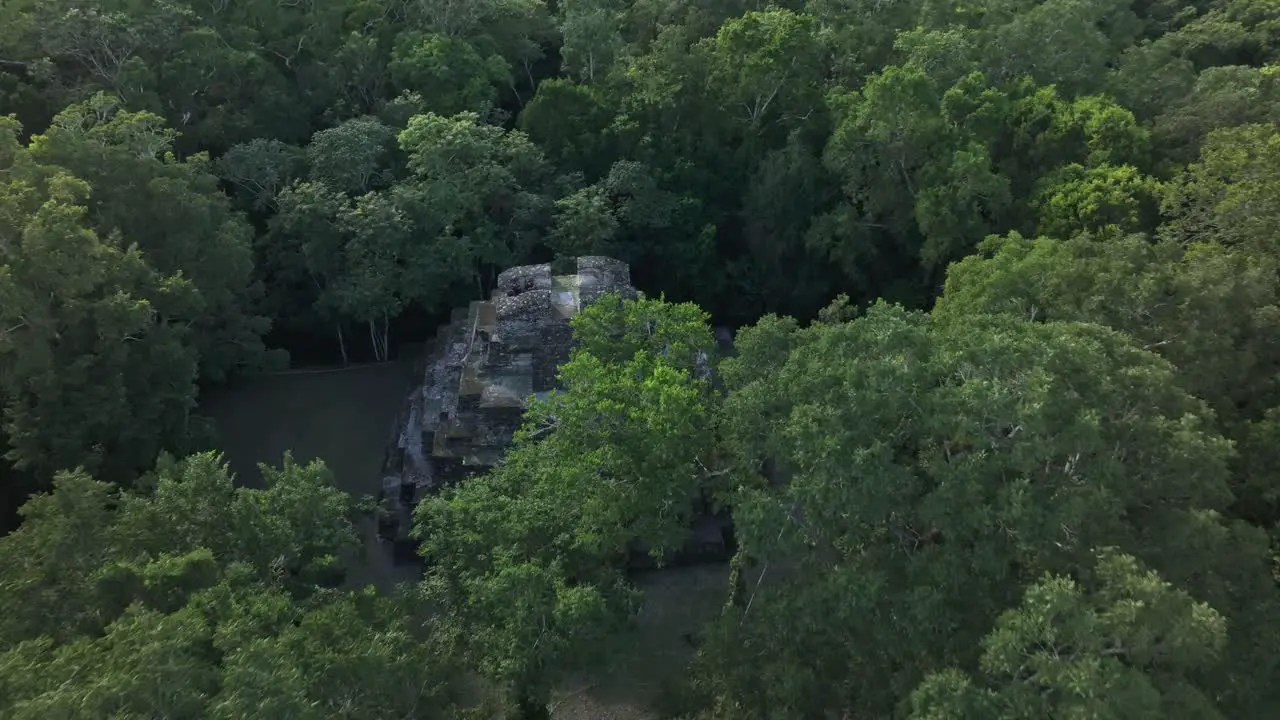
[[552, 564, 730, 720]]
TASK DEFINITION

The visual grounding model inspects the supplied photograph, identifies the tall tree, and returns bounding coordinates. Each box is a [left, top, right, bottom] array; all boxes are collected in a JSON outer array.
[[909, 549, 1229, 719], [697, 302, 1278, 718], [415, 295, 717, 718], [0, 117, 202, 481], [0, 452, 464, 718], [396, 111, 553, 296], [26, 93, 274, 382]]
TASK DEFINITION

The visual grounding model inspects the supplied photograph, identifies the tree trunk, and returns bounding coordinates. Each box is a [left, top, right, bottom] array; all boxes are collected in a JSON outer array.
[[381, 310, 391, 361], [368, 319, 383, 362], [336, 322, 349, 365]]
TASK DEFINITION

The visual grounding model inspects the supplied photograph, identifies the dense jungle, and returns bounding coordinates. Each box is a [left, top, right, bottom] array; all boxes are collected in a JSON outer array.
[[2, 0, 1280, 717]]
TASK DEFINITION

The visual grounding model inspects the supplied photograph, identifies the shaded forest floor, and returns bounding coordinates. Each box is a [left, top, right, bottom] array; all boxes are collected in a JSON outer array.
[[551, 565, 729, 720], [200, 357, 420, 591]]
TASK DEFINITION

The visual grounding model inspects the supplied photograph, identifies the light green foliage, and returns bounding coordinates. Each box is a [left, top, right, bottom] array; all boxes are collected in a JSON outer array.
[[0, 452, 356, 645], [1, 605, 220, 720], [1032, 164, 1163, 237], [550, 184, 621, 257], [415, 295, 716, 713], [702, 9, 825, 133], [817, 67, 1153, 297], [1162, 123, 1280, 254], [0, 469, 121, 643], [212, 589, 456, 719], [264, 111, 550, 357], [396, 111, 552, 289], [569, 291, 714, 369], [909, 550, 1227, 719], [818, 67, 1012, 277], [0, 451, 460, 718], [698, 303, 1273, 718], [389, 33, 510, 117], [936, 232, 1280, 432]]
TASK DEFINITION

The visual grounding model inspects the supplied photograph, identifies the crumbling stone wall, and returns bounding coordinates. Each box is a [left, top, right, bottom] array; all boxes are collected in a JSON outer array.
[[376, 256, 735, 569], [377, 257, 637, 558]]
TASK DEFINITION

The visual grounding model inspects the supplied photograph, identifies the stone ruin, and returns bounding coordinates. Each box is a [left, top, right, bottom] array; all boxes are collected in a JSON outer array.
[[377, 256, 734, 568]]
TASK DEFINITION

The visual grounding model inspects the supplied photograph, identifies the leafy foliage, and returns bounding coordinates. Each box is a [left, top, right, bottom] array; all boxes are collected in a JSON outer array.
[[909, 550, 1228, 719], [0, 452, 462, 718], [698, 303, 1277, 718], [414, 295, 717, 713], [5, 0, 1280, 716]]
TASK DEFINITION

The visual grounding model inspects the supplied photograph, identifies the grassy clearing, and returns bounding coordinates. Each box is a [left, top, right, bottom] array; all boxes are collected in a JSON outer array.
[[199, 359, 419, 591]]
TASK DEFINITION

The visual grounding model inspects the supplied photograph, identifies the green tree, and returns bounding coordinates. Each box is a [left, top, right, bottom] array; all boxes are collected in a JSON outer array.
[[27, 94, 273, 381], [389, 33, 509, 118], [415, 295, 716, 717], [1153, 64, 1280, 165], [0, 451, 462, 718], [332, 190, 435, 361], [517, 79, 617, 180], [1031, 163, 1163, 237], [983, 0, 1141, 96], [909, 549, 1228, 719], [1162, 123, 1280, 255], [935, 232, 1280, 435], [697, 303, 1277, 718], [817, 68, 1012, 286], [549, 184, 621, 258], [730, 131, 837, 320], [396, 111, 552, 295], [264, 180, 355, 360], [558, 0, 626, 83], [305, 116, 399, 196], [0, 119, 202, 481], [211, 589, 458, 719], [701, 9, 825, 136], [216, 138, 306, 212], [549, 160, 700, 276]]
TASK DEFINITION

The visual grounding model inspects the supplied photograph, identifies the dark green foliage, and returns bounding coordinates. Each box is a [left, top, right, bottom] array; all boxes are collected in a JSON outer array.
[[0, 452, 463, 718], [4, 0, 1280, 717]]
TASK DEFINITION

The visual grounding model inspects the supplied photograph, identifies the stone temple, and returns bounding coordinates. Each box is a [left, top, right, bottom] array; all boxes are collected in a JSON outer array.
[[376, 257, 642, 559]]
